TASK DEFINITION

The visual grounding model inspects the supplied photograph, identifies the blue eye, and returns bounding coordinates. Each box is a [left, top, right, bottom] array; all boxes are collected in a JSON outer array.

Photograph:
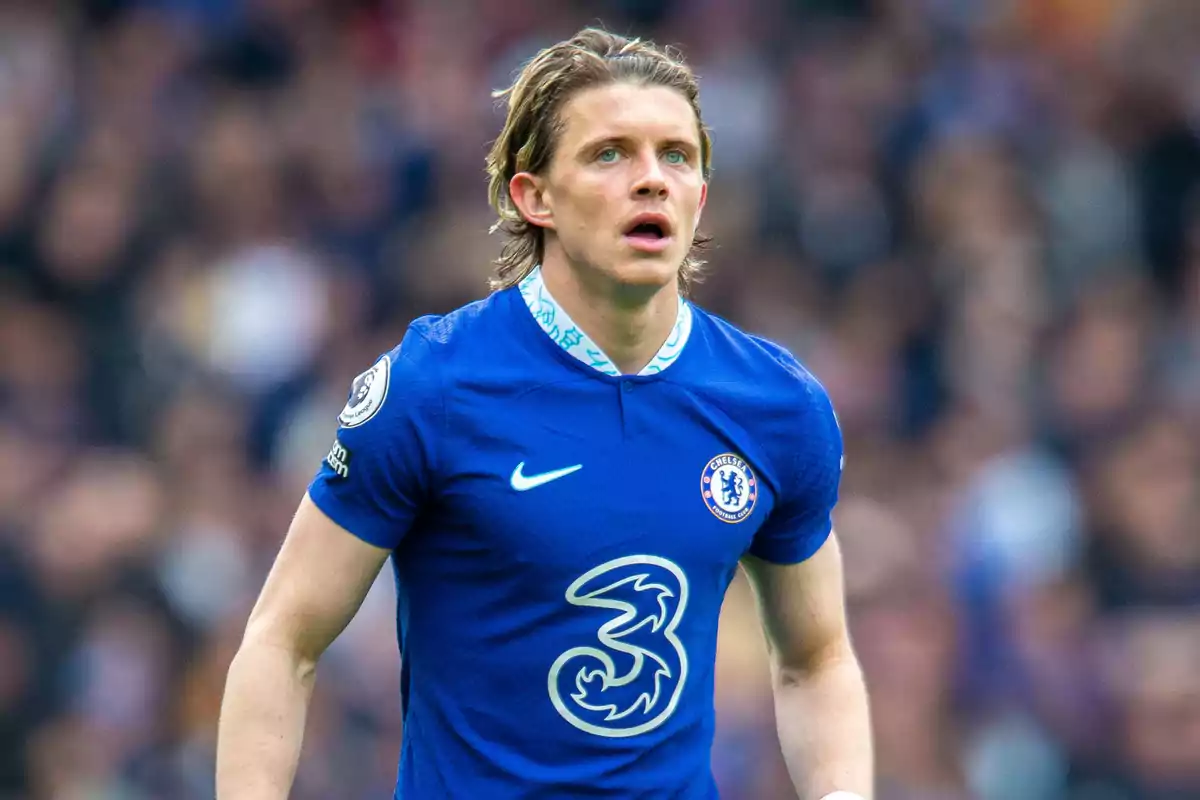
[[665, 150, 686, 165], [597, 148, 619, 163]]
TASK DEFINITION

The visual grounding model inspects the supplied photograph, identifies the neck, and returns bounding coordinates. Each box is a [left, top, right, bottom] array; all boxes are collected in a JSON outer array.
[[540, 256, 681, 375]]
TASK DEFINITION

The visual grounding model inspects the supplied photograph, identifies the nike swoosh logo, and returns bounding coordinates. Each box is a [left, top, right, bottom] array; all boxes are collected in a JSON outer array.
[[510, 462, 583, 491]]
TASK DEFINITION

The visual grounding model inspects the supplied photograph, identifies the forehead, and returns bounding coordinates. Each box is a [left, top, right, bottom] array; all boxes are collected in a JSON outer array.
[[556, 83, 700, 149]]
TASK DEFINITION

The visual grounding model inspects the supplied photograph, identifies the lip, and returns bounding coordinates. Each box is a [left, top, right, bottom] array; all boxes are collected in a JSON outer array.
[[624, 212, 673, 237], [622, 212, 674, 253], [623, 233, 675, 253]]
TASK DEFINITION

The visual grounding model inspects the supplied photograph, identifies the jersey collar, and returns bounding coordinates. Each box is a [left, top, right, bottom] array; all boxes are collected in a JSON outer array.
[[518, 266, 693, 377]]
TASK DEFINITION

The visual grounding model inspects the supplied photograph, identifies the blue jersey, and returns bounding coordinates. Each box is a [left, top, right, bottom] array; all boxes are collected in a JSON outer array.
[[308, 267, 843, 799]]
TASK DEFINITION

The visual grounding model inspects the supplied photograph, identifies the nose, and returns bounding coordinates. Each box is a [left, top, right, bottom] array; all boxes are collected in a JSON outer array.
[[631, 152, 668, 199]]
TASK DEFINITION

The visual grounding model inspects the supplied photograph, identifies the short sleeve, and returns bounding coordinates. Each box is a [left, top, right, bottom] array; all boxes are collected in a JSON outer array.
[[749, 378, 844, 564], [307, 326, 442, 550]]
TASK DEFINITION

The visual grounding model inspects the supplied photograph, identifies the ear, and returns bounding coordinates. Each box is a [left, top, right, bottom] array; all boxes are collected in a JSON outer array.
[[508, 172, 555, 230]]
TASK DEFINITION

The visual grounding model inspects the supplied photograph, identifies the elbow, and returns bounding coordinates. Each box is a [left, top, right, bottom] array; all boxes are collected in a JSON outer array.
[[772, 636, 858, 688], [236, 615, 322, 685]]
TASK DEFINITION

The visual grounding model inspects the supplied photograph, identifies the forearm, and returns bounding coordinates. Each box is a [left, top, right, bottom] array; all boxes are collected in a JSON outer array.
[[216, 638, 318, 799], [774, 648, 873, 800]]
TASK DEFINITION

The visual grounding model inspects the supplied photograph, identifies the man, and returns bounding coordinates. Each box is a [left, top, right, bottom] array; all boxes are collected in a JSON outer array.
[[216, 27, 873, 800]]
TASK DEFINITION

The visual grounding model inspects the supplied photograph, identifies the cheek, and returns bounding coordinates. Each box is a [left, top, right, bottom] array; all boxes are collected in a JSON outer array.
[[560, 187, 615, 234], [574, 192, 611, 221], [679, 186, 705, 233]]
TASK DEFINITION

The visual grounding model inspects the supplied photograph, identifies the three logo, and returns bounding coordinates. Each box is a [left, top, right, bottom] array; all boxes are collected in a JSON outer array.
[[545, 454, 757, 738], [548, 555, 690, 738]]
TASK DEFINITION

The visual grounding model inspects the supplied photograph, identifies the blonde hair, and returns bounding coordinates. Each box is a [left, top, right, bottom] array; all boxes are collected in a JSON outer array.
[[485, 27, 713, 294]]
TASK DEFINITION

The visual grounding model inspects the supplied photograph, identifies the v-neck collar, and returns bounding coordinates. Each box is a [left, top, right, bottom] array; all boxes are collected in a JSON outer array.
[[517, 266, 693, 377]]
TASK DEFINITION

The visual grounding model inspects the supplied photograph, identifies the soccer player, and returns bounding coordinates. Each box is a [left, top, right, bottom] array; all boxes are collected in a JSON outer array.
[[216, 27, 873, 800]]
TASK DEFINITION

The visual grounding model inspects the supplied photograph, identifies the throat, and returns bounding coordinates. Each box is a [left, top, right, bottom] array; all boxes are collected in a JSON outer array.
[[600, 300, 679, 375], [539, 264, 681, 375]]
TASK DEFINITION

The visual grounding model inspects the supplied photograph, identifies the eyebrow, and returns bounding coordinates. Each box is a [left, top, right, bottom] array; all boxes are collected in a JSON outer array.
[[576, 134, 701, 155], [659, 138, 700, 155]]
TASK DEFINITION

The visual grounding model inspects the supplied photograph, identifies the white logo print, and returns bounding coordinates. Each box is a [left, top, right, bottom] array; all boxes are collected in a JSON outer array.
[[548, 555, 689, 738], [510, 462, 582, 491], [338, 356, 390, 428]]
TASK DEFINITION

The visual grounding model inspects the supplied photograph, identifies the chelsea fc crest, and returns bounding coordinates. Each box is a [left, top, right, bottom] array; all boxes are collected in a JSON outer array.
[[701, 453, 757, 523], [338, 355, 390, 428]]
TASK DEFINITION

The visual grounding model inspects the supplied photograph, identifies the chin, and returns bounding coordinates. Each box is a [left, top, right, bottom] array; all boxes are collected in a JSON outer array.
[[607, 256, 681, 290]]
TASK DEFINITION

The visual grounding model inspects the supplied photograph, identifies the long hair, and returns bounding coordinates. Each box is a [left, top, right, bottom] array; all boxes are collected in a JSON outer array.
[[485, 28, 713, 294]]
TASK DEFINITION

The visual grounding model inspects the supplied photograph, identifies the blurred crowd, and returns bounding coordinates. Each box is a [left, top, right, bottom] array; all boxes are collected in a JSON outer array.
[[0, 0, 1198, 798]]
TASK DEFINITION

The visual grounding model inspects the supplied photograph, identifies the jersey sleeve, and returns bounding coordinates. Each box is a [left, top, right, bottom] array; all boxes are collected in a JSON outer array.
[[307, 326, 442, 550], [749, 376, 844, 564]]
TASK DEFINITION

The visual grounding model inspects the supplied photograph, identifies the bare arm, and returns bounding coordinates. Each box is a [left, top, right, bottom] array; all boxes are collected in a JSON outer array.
[[741, 533, 873, 800], [216, 493, 392, 800]]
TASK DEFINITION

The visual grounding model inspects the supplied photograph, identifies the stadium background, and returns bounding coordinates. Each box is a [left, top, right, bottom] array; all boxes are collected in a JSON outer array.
[[0, 0, 1198, 797]]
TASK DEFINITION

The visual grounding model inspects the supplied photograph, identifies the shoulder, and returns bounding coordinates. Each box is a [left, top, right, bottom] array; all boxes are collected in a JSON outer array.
[[338, 292, 508, 430], [378, 290, 513, 380], [400, 292, 507, 364], [689, 304, 836, 421], [690, 306, 844, 506]]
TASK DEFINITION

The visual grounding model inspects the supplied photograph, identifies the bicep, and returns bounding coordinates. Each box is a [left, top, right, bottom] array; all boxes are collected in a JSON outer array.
[[243, 492, 392, 663], [741, 531, 851, 675]]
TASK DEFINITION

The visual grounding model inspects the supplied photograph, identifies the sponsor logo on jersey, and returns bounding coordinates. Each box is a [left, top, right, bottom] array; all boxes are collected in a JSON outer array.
[[548, 555, 689, 738], [325, 438, 352, 478]]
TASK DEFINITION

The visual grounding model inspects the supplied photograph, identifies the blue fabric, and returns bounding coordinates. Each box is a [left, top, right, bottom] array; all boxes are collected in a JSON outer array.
[[308, 283, 843, 798]]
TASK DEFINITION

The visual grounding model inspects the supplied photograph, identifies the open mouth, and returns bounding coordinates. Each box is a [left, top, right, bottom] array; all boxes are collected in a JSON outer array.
[[626, 222, 666, 241], [623, 215, 673, 251]]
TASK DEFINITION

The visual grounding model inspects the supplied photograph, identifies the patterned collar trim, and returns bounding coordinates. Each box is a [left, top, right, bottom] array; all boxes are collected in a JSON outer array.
[[518, 266, 693, 376]]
